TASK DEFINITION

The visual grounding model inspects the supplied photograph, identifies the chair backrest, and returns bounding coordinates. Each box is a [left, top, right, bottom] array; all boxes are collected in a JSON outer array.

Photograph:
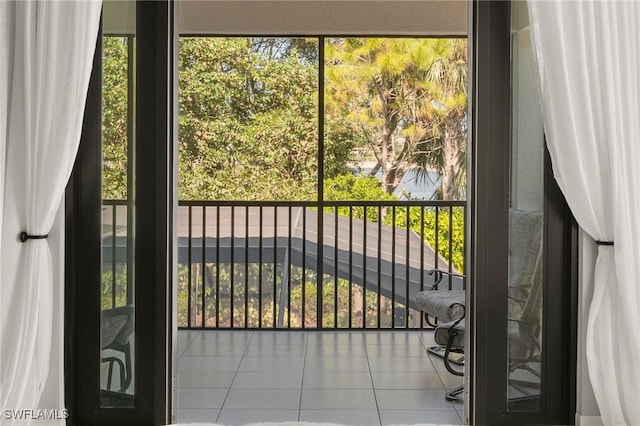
[[508, 209, 543, 359], [518, 245, 543, 326], [101, 305, 134, 348], [508, 209, 543, 292]]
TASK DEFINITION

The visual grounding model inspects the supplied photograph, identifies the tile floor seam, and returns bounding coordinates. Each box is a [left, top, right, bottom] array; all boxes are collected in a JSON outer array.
[[176, 331, 198, 358], [298, 330, 309, 422], [215, 331, 253, 423], [364, 333, 384, 426]]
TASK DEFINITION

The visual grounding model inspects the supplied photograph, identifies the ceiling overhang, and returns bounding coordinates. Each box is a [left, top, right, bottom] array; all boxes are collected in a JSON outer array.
[[105, 0, 468, 36]]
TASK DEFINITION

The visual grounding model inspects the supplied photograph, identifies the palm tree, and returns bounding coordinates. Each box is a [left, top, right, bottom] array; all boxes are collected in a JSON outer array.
[[408, 39, 468, 201], [325, 38, 468, 200]]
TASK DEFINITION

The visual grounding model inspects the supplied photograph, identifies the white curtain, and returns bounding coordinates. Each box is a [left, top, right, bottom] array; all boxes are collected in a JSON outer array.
[[528, 2, 640, 425], [0, 1, 101, 423]]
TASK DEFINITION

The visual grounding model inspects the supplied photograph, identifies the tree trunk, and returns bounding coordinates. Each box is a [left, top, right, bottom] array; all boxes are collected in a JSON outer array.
[[386, 164, 409, 195], [369, 160, 382, 177], [441, 117, 461, 201], [378, 82, 412, 196], [380, 121, 392, 194]]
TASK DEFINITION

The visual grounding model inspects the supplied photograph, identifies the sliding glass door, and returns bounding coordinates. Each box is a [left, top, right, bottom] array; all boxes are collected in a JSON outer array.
[[66, 1, 173, 424], [471, 1, 577, 424], [65, 2, 578, 425]]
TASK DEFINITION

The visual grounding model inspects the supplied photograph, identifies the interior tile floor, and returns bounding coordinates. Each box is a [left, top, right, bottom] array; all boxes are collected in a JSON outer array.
[[176, 329, 464, 425]]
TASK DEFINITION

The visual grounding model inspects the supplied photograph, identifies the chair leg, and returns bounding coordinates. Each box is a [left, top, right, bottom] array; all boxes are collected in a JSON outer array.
[[446, 385, 464, 402], [120, 342, 132, 393], [102, 357, 125, 391], [107, 360, 113, 390]]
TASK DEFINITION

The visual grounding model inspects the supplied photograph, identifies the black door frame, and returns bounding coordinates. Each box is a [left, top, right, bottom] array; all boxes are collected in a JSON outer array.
[[65, 1, 174, 424], [66, 1, 578, 424], [470, 1, 578, 424]]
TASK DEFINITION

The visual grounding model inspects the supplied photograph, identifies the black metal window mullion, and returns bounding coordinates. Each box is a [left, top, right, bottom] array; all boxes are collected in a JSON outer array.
[[230, 205, 235, 328], [244, 206, 249, 327], [348, 205, 353, 328], [111, 203, 117, 308], [377, 205, 382, 328], [405, 206, 410, 328], [215, 205, 220, 327], [301, 208, 306, 328], [334, 205, 339, 328], [391, 205, 396, 328], [362, 205, 367, 328], [420, 206, 425, 328], [448, 206, 454, 290], [287, 206, 292, 328], [187, 206, 192, 327], [435, 206, 440, 272], [201, 207, 206, 328], [273, 207, 278, 328], [316, 36, 325, 329], [258, 205, 263, 328]]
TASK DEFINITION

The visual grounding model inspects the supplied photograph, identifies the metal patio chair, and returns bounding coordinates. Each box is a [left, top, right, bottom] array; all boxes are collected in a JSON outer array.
[[101, 305, 134, 393], [416, 209, 543, 402]]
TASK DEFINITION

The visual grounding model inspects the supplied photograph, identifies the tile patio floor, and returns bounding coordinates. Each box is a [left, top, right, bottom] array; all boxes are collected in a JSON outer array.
[[176, 330, 464, 425]]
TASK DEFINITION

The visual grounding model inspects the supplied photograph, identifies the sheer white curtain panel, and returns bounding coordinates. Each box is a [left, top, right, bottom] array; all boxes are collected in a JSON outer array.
[[0, 1, 101, 422], [528, 1, 640, 425], [0, 0, 15, 293]]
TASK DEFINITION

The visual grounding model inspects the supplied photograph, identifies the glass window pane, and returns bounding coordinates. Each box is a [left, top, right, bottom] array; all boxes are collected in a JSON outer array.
[[508, 1, 544, 412], [101, 0, 136, 407]]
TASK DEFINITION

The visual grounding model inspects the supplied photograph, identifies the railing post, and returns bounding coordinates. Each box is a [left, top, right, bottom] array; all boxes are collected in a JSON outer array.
[[317, 36, 325, 329], [277, 245, 290, 328]]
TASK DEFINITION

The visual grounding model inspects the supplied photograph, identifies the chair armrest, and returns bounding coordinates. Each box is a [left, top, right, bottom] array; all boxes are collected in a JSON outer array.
[[427, 269, 444, 290], [427, 269, 461, 290], [416, 290, 465, 321]]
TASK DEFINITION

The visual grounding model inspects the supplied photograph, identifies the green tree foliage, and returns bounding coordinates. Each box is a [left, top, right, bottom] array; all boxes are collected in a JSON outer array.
[[413, 39, 468, 201], [104, 37, 468, 201], [322, 174, 395, 221], [406, 205, 466, 273], [179, 37, 321, 200], [102, 37, 130, 200], [323, 175, 465, 272], [102, 265, 129, 309], [325, 38, 467, 200]]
